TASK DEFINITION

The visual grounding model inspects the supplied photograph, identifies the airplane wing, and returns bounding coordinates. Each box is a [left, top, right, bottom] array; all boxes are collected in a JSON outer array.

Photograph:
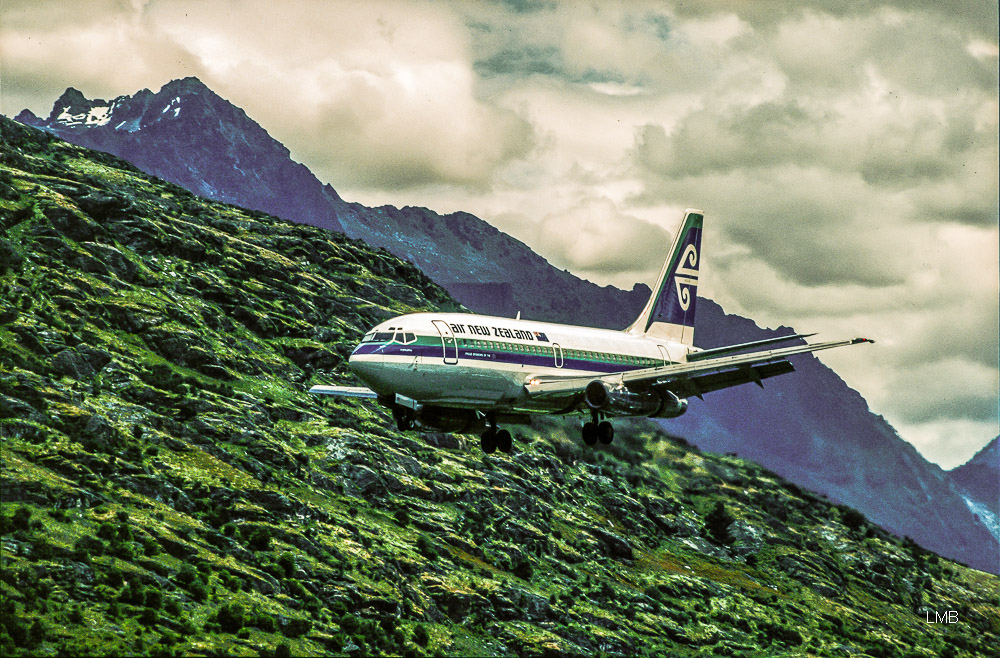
[[308, 385, 379, 399], [524, 337, 873, 400]]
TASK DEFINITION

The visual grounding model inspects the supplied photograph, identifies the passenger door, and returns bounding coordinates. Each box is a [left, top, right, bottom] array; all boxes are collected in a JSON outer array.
[[431, 320, 459, 365]]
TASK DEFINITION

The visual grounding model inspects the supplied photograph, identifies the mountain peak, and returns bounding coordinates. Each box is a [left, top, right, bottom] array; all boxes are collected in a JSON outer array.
[[54, 86, 90, 106], [46, 87, 100, 122], [160, 76, 213, 97]]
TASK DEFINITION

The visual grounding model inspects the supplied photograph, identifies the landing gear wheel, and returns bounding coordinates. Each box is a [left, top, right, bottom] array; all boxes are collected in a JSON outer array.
[[497, 429, 513, 454], [393, 406, 413, 432], [582, 422, 598, 446], [598, 421, 614, 444], [481, 428, 498, 454]]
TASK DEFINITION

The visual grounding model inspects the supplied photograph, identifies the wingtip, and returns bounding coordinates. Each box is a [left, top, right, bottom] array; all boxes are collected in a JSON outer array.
[[852, 337, 875, 344]]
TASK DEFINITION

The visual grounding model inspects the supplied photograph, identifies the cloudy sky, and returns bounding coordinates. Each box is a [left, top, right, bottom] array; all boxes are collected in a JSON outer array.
[[3, 0, 997, 467]]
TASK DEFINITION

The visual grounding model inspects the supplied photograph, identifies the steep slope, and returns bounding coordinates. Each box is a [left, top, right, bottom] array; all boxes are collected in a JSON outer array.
[[4, 118, 999, 657], [14, 79, 998, 574]]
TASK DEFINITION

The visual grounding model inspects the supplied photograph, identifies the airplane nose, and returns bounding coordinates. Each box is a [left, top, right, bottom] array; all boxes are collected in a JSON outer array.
[[348, 349, 381, 385]]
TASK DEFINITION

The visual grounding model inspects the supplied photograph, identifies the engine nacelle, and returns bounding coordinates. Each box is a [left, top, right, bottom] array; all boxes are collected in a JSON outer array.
[[584, 380, 688, 419]]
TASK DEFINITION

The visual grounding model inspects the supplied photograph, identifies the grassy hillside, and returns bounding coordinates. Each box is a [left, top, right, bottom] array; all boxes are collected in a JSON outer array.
[[1, 117, 997, 657]]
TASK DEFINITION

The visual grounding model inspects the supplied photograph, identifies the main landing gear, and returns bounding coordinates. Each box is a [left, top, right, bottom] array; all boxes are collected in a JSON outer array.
[[481, 415, 513, 455], [582, 411, 614, 446]]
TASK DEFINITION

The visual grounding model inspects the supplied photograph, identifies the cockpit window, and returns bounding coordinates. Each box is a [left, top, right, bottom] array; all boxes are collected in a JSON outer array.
[[403, 332, 416, 343], [372, 332, 394, 342]]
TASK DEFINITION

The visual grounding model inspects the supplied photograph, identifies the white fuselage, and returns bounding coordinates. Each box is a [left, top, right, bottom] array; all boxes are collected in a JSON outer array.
[[348, 312, 694, 412]]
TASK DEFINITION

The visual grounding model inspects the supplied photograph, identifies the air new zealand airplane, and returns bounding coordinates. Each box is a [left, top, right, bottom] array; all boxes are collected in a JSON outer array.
[[311, 209, 873, 453]]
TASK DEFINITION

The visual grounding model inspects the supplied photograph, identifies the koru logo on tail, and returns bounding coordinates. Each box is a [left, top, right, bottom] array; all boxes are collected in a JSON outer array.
[[673, 244, 699, 311]]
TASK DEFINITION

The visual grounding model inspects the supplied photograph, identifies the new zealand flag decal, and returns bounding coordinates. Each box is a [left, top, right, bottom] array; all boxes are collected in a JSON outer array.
[[533, 332, 549, 342]]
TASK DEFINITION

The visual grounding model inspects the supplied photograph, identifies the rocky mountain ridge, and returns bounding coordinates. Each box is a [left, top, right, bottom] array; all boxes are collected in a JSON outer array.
[[2, 114, 998, 657]]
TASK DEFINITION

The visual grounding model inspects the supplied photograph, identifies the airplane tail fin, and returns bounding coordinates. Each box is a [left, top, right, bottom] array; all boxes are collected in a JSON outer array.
[[625, 208, 704, 345]]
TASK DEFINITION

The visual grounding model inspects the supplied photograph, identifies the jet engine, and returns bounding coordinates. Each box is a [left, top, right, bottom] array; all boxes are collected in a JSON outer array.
[[584, 380, 688, 419]]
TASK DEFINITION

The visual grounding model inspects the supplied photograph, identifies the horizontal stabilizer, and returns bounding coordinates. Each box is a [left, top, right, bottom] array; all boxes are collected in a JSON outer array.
[[686, 333, 816, 362], [309, 385, 378, 399]]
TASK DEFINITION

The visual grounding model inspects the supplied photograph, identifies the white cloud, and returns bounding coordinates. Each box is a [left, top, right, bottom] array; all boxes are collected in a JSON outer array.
[[533, 197, 672, 281]]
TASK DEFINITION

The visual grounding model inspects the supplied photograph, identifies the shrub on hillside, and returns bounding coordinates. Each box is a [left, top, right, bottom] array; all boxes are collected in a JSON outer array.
[[705, 502, 734, 545], [842, 507, 867, 532], [283, 617, 311, 638], [217, 602, 245, 633], [413, 623, 429, 647]]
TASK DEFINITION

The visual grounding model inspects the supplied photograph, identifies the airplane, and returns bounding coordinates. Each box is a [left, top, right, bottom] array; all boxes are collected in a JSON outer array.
[[310, 209, 873, 454]]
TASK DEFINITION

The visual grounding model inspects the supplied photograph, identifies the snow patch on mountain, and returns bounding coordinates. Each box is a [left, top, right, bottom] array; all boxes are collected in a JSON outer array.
[[161, 96, 182, 118], [56, 104, 113, 127]]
